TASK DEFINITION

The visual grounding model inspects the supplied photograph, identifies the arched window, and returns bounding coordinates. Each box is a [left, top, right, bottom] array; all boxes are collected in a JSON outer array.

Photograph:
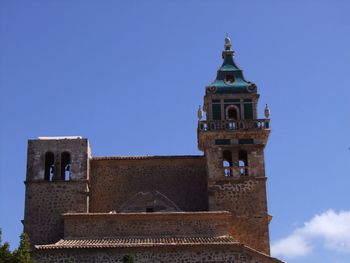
[[61, 152, 71, 181], [44, 152, 55, 181], [226, 105, 239, 130], [226, 106, 239, 120], [238, 150, 248, 176], [223, 150, 232, 177]]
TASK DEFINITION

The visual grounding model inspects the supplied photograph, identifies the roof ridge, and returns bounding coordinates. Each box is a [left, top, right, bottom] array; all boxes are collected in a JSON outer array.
[[91, 155, 204, 160]]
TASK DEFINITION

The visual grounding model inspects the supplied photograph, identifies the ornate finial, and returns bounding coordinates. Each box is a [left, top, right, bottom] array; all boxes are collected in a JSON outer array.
[[264, 104, 271, 118], [224, 33, 232, 50], [197, 105, 203, 121]]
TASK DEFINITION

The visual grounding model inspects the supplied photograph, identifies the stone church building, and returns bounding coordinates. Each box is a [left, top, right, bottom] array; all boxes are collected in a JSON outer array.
[[23, 37, 284, 262]]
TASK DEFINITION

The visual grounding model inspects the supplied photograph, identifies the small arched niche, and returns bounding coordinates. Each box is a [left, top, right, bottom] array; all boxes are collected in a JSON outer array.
[[224, 74, 235, 85]]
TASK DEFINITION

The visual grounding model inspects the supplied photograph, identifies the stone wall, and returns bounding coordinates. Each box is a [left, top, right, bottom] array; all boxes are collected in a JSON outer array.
[[199, 132, 271, 255], [34, 246, 282, 263], [89, 156, 208, 213], [208, 177, 270, 254], [24, 140, 271, 256], [26, 138, 90, 181], [202, 140, 267, 180], [24, 181, 88, 245], [63, 212, 231, 239]]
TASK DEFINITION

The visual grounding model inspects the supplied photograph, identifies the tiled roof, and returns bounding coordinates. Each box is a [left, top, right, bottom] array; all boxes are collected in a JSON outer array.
[[92, 155, 204, 160], [35, 236, 239, 250]]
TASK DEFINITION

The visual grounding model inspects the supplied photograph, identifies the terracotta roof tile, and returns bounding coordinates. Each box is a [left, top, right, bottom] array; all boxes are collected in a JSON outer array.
[[35, 236, 238, 250]]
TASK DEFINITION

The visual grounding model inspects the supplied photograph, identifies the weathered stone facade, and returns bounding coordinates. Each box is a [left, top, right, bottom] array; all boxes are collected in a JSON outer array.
[[23, 37, 283, 262], [89, 157, 208, 213], [24, 138, 90, 246], [34, 247, 281, 263]]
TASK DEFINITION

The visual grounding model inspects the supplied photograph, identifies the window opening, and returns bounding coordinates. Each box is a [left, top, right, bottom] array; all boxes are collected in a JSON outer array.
[[223, 150, 233, 177], [228, 107, 238, 120], [238, 150, 248, 176], [146, 207, 154, 213], [226, 105, 239, 130], [61, 152, 71, 181], [44, 152, 55, 181]]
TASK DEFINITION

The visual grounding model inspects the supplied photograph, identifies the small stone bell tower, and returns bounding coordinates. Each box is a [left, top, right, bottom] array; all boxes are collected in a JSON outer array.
[[24, 137, 91, 246], [198, 36, 272, 254]]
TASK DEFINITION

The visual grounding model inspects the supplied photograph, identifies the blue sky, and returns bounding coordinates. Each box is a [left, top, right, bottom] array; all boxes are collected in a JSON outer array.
[[0, 0, 349, 262]]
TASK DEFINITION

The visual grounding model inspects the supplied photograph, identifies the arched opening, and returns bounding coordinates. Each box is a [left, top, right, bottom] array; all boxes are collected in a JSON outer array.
[[227, 107, 238, 120], [226, 105, 239, 130], [223, 150, 232, 177], [238, 150, 248, 176], [61, 152, 71, 181], [44, 152, 55, 181]]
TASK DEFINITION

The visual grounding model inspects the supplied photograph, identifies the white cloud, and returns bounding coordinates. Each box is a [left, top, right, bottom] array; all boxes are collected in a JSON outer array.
[[271, 210, 350, 259], [270, 234, 312, 257]]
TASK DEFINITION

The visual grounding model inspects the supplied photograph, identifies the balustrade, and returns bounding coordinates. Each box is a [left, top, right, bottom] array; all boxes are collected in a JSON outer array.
[[198, 119, 270, 131], [223, 166, 249, 177]]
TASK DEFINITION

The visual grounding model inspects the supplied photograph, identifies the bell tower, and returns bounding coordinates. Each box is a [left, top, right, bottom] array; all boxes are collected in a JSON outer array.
[[198, 36, 272, 254], [24, 137, 91, 246]]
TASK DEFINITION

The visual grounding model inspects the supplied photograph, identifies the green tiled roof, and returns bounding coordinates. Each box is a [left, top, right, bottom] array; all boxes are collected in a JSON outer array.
[[219, 64, 239, 71], [206, 48, 257, 94]]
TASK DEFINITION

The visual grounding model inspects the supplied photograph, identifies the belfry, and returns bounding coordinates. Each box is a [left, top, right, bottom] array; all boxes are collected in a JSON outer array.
[[23, 37, 283, 263]]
